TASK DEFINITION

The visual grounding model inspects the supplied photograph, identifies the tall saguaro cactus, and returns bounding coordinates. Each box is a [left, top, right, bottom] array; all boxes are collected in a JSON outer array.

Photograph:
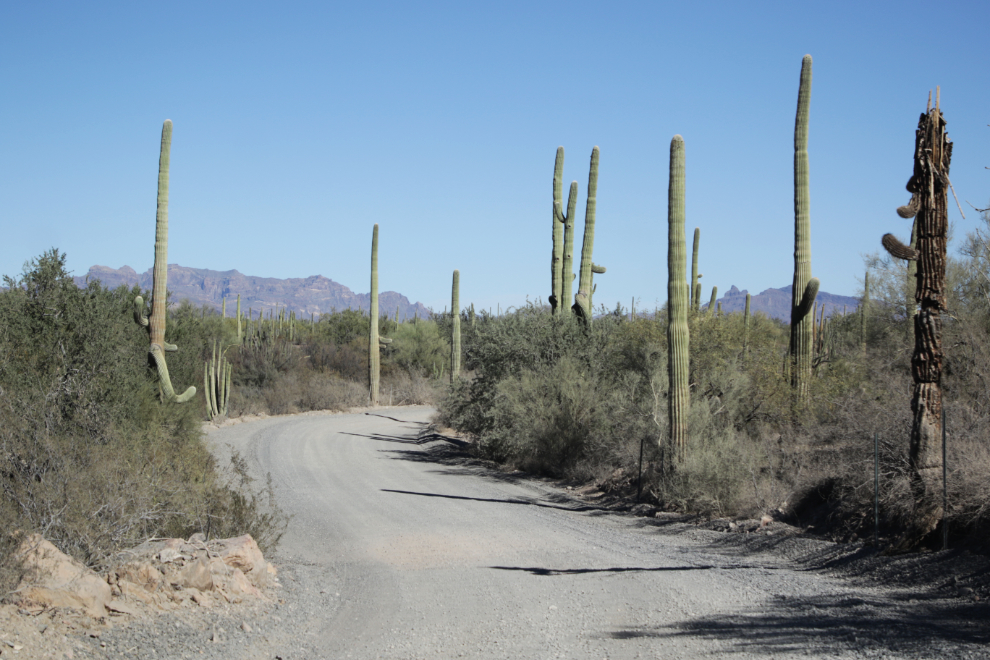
[[666, 135, 690, 455], [450, 270, 461, 383], [861, 271, 870, 352], [133, 120, 195, 403], [552, 148, 578, 316], [882, 94, 953, 543], [369, 224, 381, 405], [789, 55, 821, 400], [574, 147, 605, 324], [743, 292, 751, 355], [690, 228, 701, 311]]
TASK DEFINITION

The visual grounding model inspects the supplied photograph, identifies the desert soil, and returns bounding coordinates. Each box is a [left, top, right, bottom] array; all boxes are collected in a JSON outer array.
[[8, 406, 988, 659]]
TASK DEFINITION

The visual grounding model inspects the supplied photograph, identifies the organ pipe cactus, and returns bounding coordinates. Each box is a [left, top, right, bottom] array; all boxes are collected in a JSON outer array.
[[133, 120, 196, 403], [789, 55, 820, 401], [450, 270, 460, 383], [552, 147, 578, 316], [204, 340, 231, 421], [574, 147, 605, 324], [690, 228, 700, 311], [369, 224, 381, 405], [666, 135, 690, 455]]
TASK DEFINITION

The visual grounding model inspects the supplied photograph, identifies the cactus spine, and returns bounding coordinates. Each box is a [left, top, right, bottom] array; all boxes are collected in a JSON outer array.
[[369, 224, 381, 405], [690, 228, 700, 311], [666, 136, 690, 455], [789, 55, 820, 400], [450, 270, 460, 383], [574, 147, 604, 324], [133, 120, 195, 404], [551, 148, 574, 314]]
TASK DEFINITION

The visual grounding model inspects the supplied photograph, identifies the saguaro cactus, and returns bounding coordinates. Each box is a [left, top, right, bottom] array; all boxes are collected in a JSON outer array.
[[574, 147, 605, 324], [690, 228, 701, 312], [133, 120, 195, 403], [551, 148, 576, 314], [707, 287, 718, 317], [450, 270, 461, 383], [882, 93, 953, 544], [236, 294, 242, 344], [559, 190, 578, 318], [789, 55, 821, 400], [743, 292, 751, 355], [861, 271, 870, 352], [666, 135, 690, 455], [369, 224, 381, 405]]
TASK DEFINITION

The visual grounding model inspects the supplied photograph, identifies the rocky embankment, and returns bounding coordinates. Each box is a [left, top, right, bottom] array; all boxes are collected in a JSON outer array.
[[2, 533, 276, 658]]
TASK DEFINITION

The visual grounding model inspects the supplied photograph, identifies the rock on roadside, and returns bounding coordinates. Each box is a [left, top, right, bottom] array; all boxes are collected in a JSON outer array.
[[11, 532, 277, 621]]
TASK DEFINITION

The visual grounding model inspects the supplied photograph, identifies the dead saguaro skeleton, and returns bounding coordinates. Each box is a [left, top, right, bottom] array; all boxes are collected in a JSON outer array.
[[882, 90, 953, 546]]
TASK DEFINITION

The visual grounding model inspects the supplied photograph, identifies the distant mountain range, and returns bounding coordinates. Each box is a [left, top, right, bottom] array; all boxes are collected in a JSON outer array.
[[74, 265, 432, 320], [709, 284, 861, 321], [74, 265, 861, 324]]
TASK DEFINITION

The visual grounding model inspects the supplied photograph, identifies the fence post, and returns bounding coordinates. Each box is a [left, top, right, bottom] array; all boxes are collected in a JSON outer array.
[[874, 432, 879, 548], [943, 407, 948, 551]]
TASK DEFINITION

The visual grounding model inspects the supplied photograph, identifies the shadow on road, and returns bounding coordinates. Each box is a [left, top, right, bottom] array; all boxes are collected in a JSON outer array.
[[342, 431, 470, 448], [488, 565, 718, 576], [380, 488, 601, 512], [604, 593, 990, 655]]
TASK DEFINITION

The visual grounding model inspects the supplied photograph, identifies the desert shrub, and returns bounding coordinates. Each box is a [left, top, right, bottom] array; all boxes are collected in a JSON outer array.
[[388, 320, 450, 376], [299, 372, 368, 411], [380, 370, 440, 406], [0, 251, 287, 594], [232, 335, 297, 388], [305, 337, 366, 381]]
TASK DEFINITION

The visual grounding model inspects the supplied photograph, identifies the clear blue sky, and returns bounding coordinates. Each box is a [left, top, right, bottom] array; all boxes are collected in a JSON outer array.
[[2, 1, 988, 312]]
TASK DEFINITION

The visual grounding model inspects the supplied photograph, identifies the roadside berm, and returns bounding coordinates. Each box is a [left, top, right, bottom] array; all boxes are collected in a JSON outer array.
[[1, 533, 277, 656]]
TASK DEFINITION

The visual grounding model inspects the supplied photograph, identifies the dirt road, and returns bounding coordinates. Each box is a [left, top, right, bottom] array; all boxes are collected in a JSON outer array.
[[95, 406, 987, 659]]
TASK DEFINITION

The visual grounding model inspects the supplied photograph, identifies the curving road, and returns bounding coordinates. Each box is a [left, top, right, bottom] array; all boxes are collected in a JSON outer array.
[[198, 406, 985, 660]]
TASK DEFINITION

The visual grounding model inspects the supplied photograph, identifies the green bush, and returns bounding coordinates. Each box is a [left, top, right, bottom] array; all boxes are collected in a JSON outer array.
[[0, 251, 286, 595]]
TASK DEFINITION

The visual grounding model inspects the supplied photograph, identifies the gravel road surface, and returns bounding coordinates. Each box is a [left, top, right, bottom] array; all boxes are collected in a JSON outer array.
[[86, 406, 987, 659]]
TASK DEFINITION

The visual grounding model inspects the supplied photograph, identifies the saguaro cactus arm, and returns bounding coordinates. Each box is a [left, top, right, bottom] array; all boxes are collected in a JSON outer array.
[[795, 278, 821, 318], [573, 147, 601, 324], [559, 179, 578, 317], [151, 345, 196, 403], [882, 233, 920, 261], [551, 147, 567, 313]]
